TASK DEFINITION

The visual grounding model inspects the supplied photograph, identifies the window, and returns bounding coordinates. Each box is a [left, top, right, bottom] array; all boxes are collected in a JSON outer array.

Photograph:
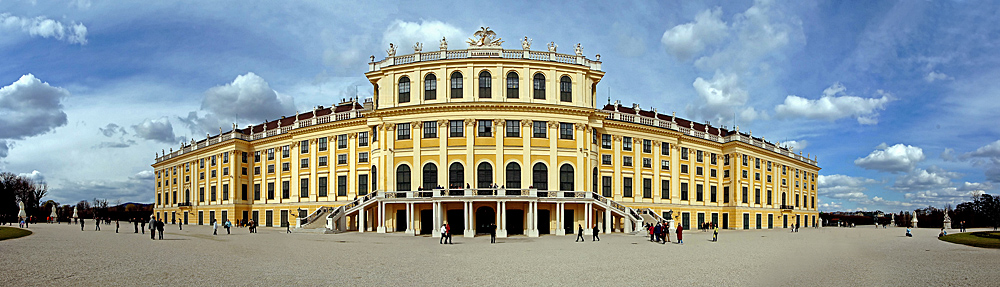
[[222, 167, 229, 176], [623, 137, 632, 151], [337, 134, 347, 149], [282, 146, 289, 158], [199, 187, 205, 202], [281, 162, 289, 172], [398, 76, 410, 103], [358, 175, 368, 196], [661, 179, 670, 199], [267, 182, 274, 200], [642, 158, 652, 168], [300, 178, 309, 198], [211, 186, 217, 201], [767, 161, 772, 171], [558, 164, 573, 191], [710, 185, 717, 202], [359, 131, 369, 147], [755, 172, 760, 181], [506, 162, 520, 188], [742, 170, 748, 178], [782, 179, 787, 186], [253, 184, 261, 200], [680, 164, 688, 174], [767, 190, 772, 205], [371, 126, 377, 142], [318, 177, 327, 197], [724, 170, 729, 178], [697, 150, 703, 162], [255, 152, 261, 162], [661, 142, 670, 155], [711, 153, 717, 165], [298, 140, 308, 154], [337, 154, 347, 165], [559, 76, 572, 102], [397, 165, 411, 191], [506, 120, 520, 137], [241, 152, 247, 164], [423, 121, 438, 138], [755, 188, 761, 204], [267, 149, 274, 160], [767, 175, 772, 182], [680, 182, 688, 200], [642, 140, 651, 153], [623, 156, 633, 167], [642, 178, 652, 198], [756, 158, 761, 169], [478, 120, 492, 137], [200, 159, 205, 168], [723, 186, 730, 203], [318, 137, 327, 151], [602, 176, 612, 197], [424, 74, 437, 100], [223, 152, 229, 163], [450, 72, 462, 98], [282, 181, 290, 199], [423, 163, 438, 189], [533, 73, 545, 99], [696, 166, 703, 176], [559, 123, 573, 139], [681, 147, 688, 160], [359, 152, 369, 163], [742, 155, 748, 166], [506, 72, 518, 98], [661, 160, 670, 170], [318, 156, 327, 167], [300, 158, 308, 169], [710, 169, 717, 178], [338, 176, 347, 196], [696, 184, 703, 201], [211, 155, 217, 166], [478, 162, 494, 188], [450, 120, 463, 137], [211, 170, 216, 178], [742, 186, 748, 204], [267, 165, 274, 174], [532, 121, 547, 138], [532, 163, 547, 190], [478, 71, 491, 98], [449, 163, 465, 189], [397, 123, 410, 140], [602, 134, 612, 149], [623, 177, 632, 197], [602, 155, 612, 165]]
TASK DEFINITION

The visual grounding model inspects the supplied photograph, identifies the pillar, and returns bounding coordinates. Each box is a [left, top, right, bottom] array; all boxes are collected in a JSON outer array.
[[604, 208, 611, 234], [432, 202, 441, 238], [358, 207, 365, 233], [528, 201, 539, 237], [498, 201, 508, 238], [583, 203, 593, 235], [405, 203, 415, 235], [556, 202, 566, 236], [464, 201, 474, 237], [376, 201, 386, 233]]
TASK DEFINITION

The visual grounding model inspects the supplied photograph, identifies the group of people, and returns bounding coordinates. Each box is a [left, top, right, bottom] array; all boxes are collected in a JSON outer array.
[[646, 222, 684, 244], [574, 224, 601, 242]]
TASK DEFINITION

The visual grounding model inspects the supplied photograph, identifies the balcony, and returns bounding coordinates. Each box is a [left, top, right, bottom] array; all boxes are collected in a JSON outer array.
[[780, 205, 794, 210], [178, 202, 192, 208]]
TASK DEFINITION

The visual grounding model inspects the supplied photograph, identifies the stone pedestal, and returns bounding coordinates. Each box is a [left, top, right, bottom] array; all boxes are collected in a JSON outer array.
[[943, 212, 952, 229]]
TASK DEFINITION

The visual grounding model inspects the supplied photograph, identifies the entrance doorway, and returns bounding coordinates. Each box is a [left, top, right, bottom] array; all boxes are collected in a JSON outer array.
[[783, 215, 788, 228], [538, 209, 550, 234], [420, 209, 433, 234], [564, 209, 575, 234], [446, 209, 464, 236], [507, 209, 524, 235], [395, 210, 407, 232], [242, 210, 248, 224], [183, 212, 188, 225], [280, 210, 288, 227], [721, 213, 729, 229], [475, 206, 495, 234]]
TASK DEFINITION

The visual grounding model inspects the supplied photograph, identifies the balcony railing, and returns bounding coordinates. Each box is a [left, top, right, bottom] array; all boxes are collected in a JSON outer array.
[[369, 48, 602, 72], [177, 202, 192, 207], [780, 205, 794, 210]]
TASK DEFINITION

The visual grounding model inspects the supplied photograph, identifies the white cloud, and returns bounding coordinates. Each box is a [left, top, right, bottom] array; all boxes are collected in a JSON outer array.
[[661, 7, 728, 61], [691, 0, 804, 73], [924, 71, 952, 83], [775, 83, 893, 125], [941, 148, 956, 161], [132, 117, 180, 144], [98, 123, 127, 137], [688, 71, 752, 124], [964, 140, 1000, 159], [891, 166, 960, 192], [854, 143, 925, 173], [18, 170, 45, 183], [961, 140, 1000, 182], [0, 74, 69, 158], [782, 140, 808, 151], [818, 201, 842, 210], [818, 174, 878, 200], [382, 20, 466, 54], [179, 72, 294, 135], [50, 170, 154, 204], [0, 13, 88, 44]]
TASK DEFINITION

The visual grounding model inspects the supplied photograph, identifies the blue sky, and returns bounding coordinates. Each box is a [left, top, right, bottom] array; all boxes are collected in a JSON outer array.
[[2, 0, 999, 211]]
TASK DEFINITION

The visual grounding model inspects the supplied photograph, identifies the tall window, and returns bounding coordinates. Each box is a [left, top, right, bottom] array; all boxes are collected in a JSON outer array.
[[267, 183, 274, 200], [559, 76, 571, 102], [337, 176, 347, 196], [623, 137, 632, 151], [318, 137, 327, 151], [532, 163, 548, 190], [532, 121, 547, 138], [711, 186, 717, 202], [642, 178, 652, 198], [423, 163, 437, 189], [602, 134, 611, 149], [559, 164, 574, 191], [281, 181, 289, 199], [359, 131, 368, 146], [506, 120, 520, 137], [300, 140, 309, 154], [337, 134, 347, 149], [506, 72, 518, 98], [680, 182, 688, 201], [559, 123, 573, 139], [506, 162, 521, 188], [478, 71, 491, 98], [318, 177, 327, 197], [300, 178, 309, 198], [661, 179, 670, 199], [767, 190, 772, 205], [450, 72, 463, 99], [396, 165, 411, 191], [424, 74, 437, 100], [358, 174, 368, 196], [742, 186, 749, 204], [477, 162, 493, 188], [253, 184, 260, 200], [398, 76, 410, 103], [602, 176, 612, 197], [449, 162, 464, 189], [696, 184, 703, 201], [449, 120, 463, 137], [623, 177, 632, 197], [533, 73, 545, 99], [397, 123, 410, 140], [478, 120, 492, 137], [423, 121, 437, 138]]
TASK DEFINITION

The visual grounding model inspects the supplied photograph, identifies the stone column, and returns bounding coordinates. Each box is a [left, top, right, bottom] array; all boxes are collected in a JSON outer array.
[[556, 202, 566, 236], [405, 202, 415, 235], [358, 206, 365, 233], [464, 201, 474, 237], [604, 208, 611, 234], [498, 201, 508, 238], [376, 201, 386, 233], [584, 202, 593, 235], [432, 201, 441, 238]]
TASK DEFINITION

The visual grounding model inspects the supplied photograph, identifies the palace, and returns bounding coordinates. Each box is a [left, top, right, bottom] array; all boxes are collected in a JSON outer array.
[[152, 28, 820, 237]]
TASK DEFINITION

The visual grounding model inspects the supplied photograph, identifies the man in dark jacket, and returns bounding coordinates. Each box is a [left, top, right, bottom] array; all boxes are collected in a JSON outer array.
[[156, 219, 165, 240], [489, 223, 497, 244], [575, 224, 584, 242], [149, 217, 156, 239], [592, 224, 600, 241]]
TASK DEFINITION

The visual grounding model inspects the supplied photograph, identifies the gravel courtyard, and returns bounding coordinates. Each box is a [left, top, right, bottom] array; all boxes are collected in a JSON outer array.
[[1, 223, 998, 286]]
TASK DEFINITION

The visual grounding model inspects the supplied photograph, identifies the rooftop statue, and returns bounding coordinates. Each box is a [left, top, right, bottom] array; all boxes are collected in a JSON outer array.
[[413, 42, 423, 53], [467, 26, 503, 47], [440, 37, 447, 51], [522, 36, 532, 50], [547, 41, 558, 52], [575, 43, 583, 56], [386, 43, 397, 57]]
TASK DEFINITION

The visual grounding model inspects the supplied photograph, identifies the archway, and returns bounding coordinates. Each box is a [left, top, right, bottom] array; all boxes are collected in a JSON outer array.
[[475, 206, 495, 234]]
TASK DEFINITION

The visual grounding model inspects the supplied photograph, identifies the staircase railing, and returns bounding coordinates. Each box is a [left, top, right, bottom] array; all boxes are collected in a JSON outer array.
[[299, 206, 332, 226]]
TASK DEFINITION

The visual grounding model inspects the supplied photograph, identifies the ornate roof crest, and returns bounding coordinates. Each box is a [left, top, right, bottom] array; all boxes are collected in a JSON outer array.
[[467, 26, 503, 48]]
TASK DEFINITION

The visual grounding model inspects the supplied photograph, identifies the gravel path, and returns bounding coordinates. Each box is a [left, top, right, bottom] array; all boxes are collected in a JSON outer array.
[[1, 223, 998, 286]]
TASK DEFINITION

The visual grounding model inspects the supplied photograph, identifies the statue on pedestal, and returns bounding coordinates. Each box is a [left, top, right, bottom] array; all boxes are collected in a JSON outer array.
[[911, 210, 919, 228], [521, 36, 531, 50], [943, 209, 952, 229], [17, 201, 26, 219]]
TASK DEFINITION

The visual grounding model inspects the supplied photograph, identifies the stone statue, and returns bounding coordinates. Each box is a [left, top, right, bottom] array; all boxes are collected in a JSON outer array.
[[467, 26, 503, 47], [17, 201, 26, 218], [575, 43, 583, 56], [440, 36, 448, 51], [413, 42, 423, 53], [596, 54, 601, 61], [50, 206, 57, 218], [386, 43, 396, 57], [911, 210, 919, 228], [73, 206, 78, 219], [521, 36, 532, 50], [547, 41, 557, 52], [943, 209, 952, 229]]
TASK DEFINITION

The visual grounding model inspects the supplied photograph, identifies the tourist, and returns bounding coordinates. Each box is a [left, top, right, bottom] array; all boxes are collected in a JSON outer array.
[[141, 218, 146, 234], [659, 222, 668, 244], [95, 217, 101, 231], [960, 221, 965, 232], [648, 223, 655, 242], [149, 217, 157, 239], [115, 219, 119, 233], [713, 225, 719, 242], [248, 219, 254, 233], [446, 223, 453, 244], [179, 220, 183, 231], [80, 218, 85, 231], [652, 223, 661, 243], [212, 219, 218, 235], [156, 218, 164, 240], [134, 218, 139, 233], [905, 227, 912, 237], [285, 221, 291, 233], [440, 224, 447, 244], [489, 223, 497, 244], [676, 223, 684, 244], [576, 224, 584, 242], [592, 224, 600, 241], [225, 219, 232, 234], [938, 227, 947, 238]]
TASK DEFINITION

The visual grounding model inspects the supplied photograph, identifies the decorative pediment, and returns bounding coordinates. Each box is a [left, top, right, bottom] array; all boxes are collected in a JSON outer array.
[[467, 26, 503, 48]]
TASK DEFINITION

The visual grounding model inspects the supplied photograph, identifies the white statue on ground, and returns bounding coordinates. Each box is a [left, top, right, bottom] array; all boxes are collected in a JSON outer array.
[[17, 201, 26, 218]]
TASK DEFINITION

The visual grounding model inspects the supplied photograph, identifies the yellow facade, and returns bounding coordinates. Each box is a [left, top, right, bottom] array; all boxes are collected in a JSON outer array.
[[153, 30, 819, 234]]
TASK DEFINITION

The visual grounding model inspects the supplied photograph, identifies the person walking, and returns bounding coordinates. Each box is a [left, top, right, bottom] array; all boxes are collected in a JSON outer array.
[[116, 219, 119, 233], [489, 223, 497, 244], [149, 217, 156, 239], [212, 219, 218, 235], [713, 225, 719, 242], [80, 218, 85, 231], [248, 219, 254, 233], [576, 224, 585, 242], [652, 223, 661, 243], [440, 224, 448, 244], [95, 217, 101, 231], [141, 219, 146, 235], [648, 223, 655, 242], [179, 220, 183, 231], [592, 224, 600, 241], [676, 223, 684, 244], [285, 221, 291, 234], [134, 218, 139, 233], [225, 219, 231, 234], [659, 222, 668, 244], [446, 223, 453, 244], [156, 218, 164, 240], [960, 221, 965, 232]]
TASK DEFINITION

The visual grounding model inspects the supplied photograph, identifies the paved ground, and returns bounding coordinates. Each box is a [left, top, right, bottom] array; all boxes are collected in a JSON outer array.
[[1, 223, 998, 286]]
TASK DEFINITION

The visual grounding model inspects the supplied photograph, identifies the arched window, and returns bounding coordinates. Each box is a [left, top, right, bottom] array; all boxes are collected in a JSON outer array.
[[449, 162, 464, 189], [477, 162, 493, 188], [450, 72, 463, 99], [559, 76, 572, 102], [532, 162, 548, 190], [506, 72, 519, 98], [506, 162, 521, 188], [396, 165, 411, 191], [424, 74, 437, 101], [423, 163, 438, 190], [479, 71, 491, 98], [559, 164, 574, 191], [533, 73, 545, 99], [398, 76, 410, 103]]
